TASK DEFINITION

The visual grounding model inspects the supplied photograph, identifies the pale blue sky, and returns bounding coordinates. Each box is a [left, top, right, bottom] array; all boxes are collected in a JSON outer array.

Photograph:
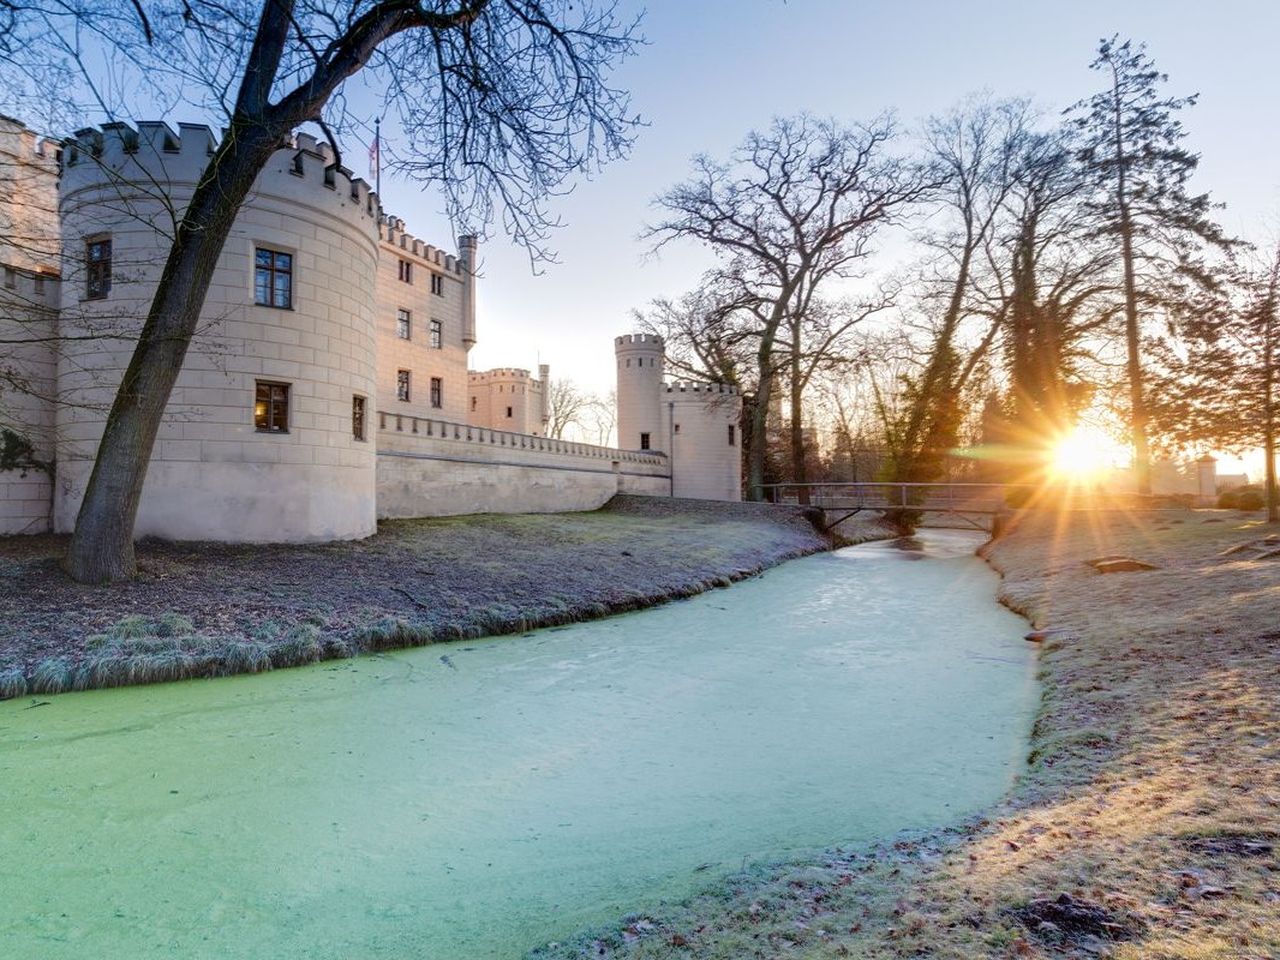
[[368, 0, 1280, 398]]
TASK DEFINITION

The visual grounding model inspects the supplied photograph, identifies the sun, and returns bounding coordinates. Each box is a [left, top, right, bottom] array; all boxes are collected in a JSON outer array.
[[1047, 424, 1116, 483]]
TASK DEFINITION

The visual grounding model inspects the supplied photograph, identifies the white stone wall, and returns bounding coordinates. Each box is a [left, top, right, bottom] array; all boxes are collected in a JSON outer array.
[[376, 413, 669, 518], [467, 367, 548, 435], [660, 383, 743, 501], [615, 333, 664, 452], [0, 118, 60, 534], [375, 219, 470, 423], [54, 122, 379, 542]]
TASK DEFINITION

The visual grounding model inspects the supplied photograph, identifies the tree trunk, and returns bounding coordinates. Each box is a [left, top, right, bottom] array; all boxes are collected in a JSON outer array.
[[63, 123, 286, 582], [1265, 253, 1279, 523], [789, 318, 808, 504], [1111, 62, 1151, 496], [746, 366, 771, 501]]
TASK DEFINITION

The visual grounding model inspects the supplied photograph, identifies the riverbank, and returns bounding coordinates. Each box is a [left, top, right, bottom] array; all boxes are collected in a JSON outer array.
[[0, 496, 875, 699], [530, 508, 1279, 960]]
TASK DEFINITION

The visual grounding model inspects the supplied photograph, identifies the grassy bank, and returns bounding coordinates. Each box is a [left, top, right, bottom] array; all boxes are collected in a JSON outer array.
[[528, 508, 1279, 960], [0, 496, 870, 700]]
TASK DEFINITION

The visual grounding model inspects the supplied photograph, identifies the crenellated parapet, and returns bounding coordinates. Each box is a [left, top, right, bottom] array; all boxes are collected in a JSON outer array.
[[379, 215, 463, 274], [614, 333, 663, 349], [0, 114, 60, 172], [469, 367, 535, 381], [665, 381, 739, 397], [60, 121, 380, 222]]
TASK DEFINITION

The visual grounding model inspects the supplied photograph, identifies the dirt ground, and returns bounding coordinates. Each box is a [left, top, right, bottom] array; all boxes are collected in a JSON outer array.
[[0, 496, 849, 698], [528, 507, 1280, 960]]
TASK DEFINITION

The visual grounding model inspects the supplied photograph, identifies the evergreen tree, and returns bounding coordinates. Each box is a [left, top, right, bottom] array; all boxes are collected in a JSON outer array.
[[1068, 36, 1231, 495]]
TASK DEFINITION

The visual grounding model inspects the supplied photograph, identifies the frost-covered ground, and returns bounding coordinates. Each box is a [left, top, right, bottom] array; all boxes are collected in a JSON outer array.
[[0, 496, 871, 698], [531, 508, 1279, 960]]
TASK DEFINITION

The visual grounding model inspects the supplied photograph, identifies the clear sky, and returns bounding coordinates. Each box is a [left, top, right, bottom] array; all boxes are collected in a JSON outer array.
[[369, 0, 1280, 400]]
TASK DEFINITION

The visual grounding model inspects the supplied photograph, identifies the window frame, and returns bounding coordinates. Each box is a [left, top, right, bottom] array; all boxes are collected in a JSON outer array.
[[728, 424, 736, 447], [352, 395, 367, 441], [85, 236, 112, 300], [396, 308, 412, 340], [398, 258, 413, 284], [430, 273, 444, 296], [396, 369, 411, 402], [429, 318, 442, 349], [640, 432, 651, 451], [254, 246, 293, 309], [430, 376, 444, 410], [254, 380, 290, 434]]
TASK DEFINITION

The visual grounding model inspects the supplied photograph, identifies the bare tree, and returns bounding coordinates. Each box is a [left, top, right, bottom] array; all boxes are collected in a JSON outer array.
[[580, 389, 616, 446], [881, 98, 1027, 487], [647, 115, 926, 500], [544, 377, 591, 440], [1, 0, 641, 581]]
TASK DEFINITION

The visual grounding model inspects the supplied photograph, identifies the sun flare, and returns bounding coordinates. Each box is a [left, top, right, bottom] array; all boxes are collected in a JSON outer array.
[[1047, 425, 1117, 483]]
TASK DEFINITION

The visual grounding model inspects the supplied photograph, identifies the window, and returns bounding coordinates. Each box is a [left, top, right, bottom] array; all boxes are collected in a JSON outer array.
[[397, 308, 411, 340], [2, 266, 14, 289], [674, 424, 681, 435], [728, 424, 736, 446], [430, 377, 443, 409], [398, 259, 413, 283], [397, 369, 411, 402], [254, 381, 289, 433], [352, 395, 367, 441], [254, 247, 292, 308], [430, 273, 444, 296], [470, 396, 477, 412], [86, 238, 112, 299], [506, 406, 513, 418], [430, 319, 442, 349], [640, 432, 651, 450]]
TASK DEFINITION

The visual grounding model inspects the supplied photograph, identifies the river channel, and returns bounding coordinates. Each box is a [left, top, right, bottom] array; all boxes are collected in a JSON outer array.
[[0, 529, 1036, 958]]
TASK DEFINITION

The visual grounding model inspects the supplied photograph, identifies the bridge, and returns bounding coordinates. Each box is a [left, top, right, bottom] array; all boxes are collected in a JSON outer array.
[[758, 482, 1029, 533]]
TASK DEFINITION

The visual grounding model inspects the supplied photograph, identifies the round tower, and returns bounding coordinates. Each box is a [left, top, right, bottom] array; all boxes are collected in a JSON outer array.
[[615, 333, 665, 452], [56, 121, 380, 543]]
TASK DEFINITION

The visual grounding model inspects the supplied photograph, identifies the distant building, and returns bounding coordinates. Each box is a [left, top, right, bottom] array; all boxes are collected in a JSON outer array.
[[468, 364, 549, 436], [615, 334, 742, 500]]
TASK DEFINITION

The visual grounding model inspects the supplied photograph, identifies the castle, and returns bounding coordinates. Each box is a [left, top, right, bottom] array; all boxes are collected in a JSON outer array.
[[0, 117, 742, 540]]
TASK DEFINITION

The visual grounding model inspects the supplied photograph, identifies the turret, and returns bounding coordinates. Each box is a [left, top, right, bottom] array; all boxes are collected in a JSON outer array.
[[615, 333, 665, 452], [459, 234, 477, 349]]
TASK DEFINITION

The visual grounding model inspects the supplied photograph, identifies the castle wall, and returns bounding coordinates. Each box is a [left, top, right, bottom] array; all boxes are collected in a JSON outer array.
[[0, 117, 60, 534], [0, 270, 58, 533], [54, 123, 379, 542], [661, 383, 743, 501], [376, 413, 669, 518], [467, 367, 548, 436], [375, 218, 470, 423]]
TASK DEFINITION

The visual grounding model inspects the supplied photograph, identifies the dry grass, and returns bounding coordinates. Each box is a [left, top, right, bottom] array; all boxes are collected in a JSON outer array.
[[529, 508, 1280, 960]]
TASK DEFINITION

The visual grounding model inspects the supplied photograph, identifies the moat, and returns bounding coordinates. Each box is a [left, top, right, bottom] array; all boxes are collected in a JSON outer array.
[[0, 530, 1036, 959]]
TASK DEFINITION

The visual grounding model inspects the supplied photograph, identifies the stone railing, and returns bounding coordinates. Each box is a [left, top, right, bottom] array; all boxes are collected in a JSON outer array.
[[376, 412, 665, 466]]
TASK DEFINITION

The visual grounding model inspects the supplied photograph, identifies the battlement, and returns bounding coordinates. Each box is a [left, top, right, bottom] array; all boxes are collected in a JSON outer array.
[[0, 115, 59, 170], [615, 332, 664, 349], [379, 216, 464, 274], [665, 381, 739, 397], [469, 367, 536, 381], [60, 121, 379, 221]]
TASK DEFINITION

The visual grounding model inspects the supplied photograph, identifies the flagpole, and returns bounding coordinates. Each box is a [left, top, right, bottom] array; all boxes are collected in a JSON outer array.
[[374, 117, 381, 198]]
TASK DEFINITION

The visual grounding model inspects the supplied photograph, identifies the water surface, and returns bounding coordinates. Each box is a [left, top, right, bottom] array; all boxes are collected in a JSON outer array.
[[0, 530, 1035, 958]]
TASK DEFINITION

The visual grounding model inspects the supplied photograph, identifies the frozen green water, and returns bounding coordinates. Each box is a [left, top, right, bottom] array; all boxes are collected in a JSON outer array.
[[0, 530, 1036, 959]]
